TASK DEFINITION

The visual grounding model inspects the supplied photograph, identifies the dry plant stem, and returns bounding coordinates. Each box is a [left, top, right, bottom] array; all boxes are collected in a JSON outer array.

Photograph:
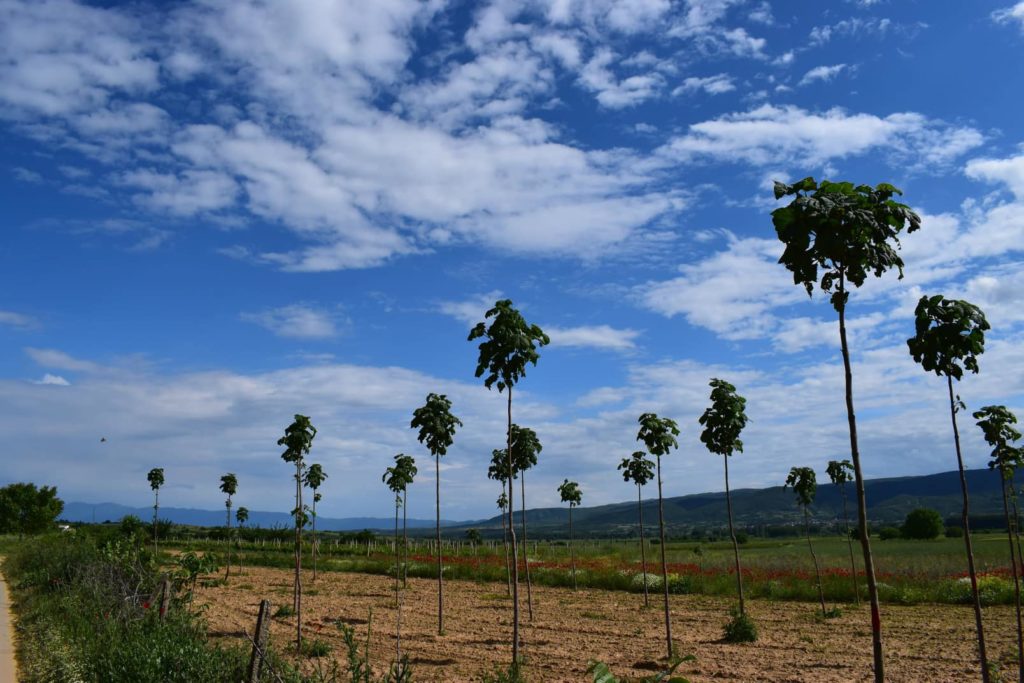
[[507, 387, 521, 666], [723, 454, 745, 615], [656, 453, 672, 660], [838, 273, 884, 683], [520, 471, 534, 621], [638, 484, 649, 608], [1000, 478, 1024, 683], [805, 507, 826, 617], [947, 375, 990, 682], [436, 452, 443, 635]]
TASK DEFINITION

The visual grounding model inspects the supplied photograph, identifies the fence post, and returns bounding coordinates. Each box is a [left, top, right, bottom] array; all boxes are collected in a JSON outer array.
[[247, 599, 272, 683], [158, 575, 172, 619]]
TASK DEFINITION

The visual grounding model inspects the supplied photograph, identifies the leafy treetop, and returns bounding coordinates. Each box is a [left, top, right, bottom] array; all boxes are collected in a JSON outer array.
[[235, 506, 249, 525], [278, 414, 317, 464], [698, 378, 748, 457], [558, 479, 582, 507], [636, 413, 680, 457], [510, 423, 542, 473], [974, 405, 1024, 479], [496, 491, 508, 510], [147, 468, 164, 491], [488, 448, 509, 483], [0, 482, 64, 535], [468, 299, 550, 393], [825, 459, 853, 486], [383, 454, 415, 494], [411, 393, 462, 457], [907, 295, 989, 380], [304, 463, 328, 490], [772, 178, 921, 312], [784, 467, 817, 508], [618, 451, 655, 487], [219, 473, 237, 497]]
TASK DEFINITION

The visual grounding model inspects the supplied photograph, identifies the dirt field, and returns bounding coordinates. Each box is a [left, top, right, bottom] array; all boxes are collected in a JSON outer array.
[[196, 566, 1020, 682]]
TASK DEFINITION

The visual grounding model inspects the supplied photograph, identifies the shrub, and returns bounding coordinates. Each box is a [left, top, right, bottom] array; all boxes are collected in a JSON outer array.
[[945, 526, 964, 538], [878, 526, 901, 540], [723, 608, 758, 643], [901, 508, 944, 540]]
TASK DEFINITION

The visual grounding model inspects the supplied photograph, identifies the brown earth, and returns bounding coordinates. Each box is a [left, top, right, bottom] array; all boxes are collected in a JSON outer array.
[[196, 566, 1020, 682]]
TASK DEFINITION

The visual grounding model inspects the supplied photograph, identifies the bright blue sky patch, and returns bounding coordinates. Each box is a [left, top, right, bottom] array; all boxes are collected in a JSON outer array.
[[1, 0, 1023, 520]]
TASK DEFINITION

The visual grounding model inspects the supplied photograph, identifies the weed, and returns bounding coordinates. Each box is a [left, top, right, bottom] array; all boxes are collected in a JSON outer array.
[[275, 604, 295, 618], [723, 608, 758, 643]]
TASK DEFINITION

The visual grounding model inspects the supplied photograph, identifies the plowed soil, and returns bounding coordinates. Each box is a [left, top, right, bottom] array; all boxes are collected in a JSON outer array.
[[196, 566, 1020, 682]]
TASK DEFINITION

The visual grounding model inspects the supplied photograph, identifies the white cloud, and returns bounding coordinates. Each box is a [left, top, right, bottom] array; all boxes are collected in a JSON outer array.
[[25, 347, 99, 372], [0, 311, 39, 330], [438, 291, 505, 327], [34, 374, 71, 386], [546, 324, 640, 351], [672, 73, 735, 96], [965, 153, 1024, 198], [579, 48, 664, 108], [799, 63, 848, 86], [240, 305, 343, 339], [12, 166, 42, 183], [658, 104, 983, 169], [121, 168, 238, 216], [993, 2, 1024, 30]]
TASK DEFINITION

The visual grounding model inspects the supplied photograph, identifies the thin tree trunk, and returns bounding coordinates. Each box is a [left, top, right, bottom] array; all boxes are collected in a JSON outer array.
[[638, 484, 649, 608], [805, 507, 826, 617], [435, 453, 443, 635], [153, 491, 159, 556], [520, 471, 534, 621], [395, 496, 402, 665], [507, 387, 521, 666], [502, 499, 512, 596], [569, 505, 577, 591], [723, 455, 745, 615], [1009, 475, 1024, 610], [1000, 477, 1024, 683], [403, 489, 409, 589], [312, 494, 318, 582], [837, 274, 884, 683], [656, 454, 673, 660], [840, 482, 861, 605], [295, 463, 303, 651], [225, 500, 232, 580], [948, 375, 990, 682]]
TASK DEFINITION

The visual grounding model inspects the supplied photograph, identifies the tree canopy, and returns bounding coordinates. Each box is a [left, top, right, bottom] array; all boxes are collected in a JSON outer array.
[[636, 413, 680, 457], [907, 295, 989, 380], [784, 467, 817, 508], [0, 482, 64, 535], [699, 378, 748, 457], [468, 299, 549, 393], [410, 393, 462, 457], [619, 450, 655, 487]]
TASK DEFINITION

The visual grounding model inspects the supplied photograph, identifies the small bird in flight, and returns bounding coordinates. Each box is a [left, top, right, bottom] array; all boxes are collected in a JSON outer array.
[[100, 437, 106, 443]]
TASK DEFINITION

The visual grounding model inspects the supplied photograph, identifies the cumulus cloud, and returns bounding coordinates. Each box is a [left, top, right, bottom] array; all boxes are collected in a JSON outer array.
[[993, 2, 1024, 30], [672, 73, 735, 96], [965, 153, 1024, 198], [34, 374, 71, 386], [545, 325, 640, 351]]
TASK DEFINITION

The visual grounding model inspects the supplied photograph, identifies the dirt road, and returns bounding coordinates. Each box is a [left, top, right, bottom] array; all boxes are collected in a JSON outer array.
[[0, 564, 18, 682]]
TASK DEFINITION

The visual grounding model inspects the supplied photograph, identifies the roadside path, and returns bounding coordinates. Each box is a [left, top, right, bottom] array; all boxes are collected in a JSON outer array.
[[0, 561, 17, 682]]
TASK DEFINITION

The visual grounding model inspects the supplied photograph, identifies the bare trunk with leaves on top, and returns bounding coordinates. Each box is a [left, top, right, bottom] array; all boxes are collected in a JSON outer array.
[[655, 454, 672, 658], [722, 456, 744, 614], [506, 389, 521, 663]]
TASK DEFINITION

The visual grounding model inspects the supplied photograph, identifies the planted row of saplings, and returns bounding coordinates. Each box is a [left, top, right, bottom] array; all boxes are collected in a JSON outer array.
[[145, 178, 1022, 682]]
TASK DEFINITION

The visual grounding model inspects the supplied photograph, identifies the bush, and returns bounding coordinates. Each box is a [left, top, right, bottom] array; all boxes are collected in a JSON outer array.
[[878, 526, 901, 540], [722, 608, 758, 643], [945, 526, 964, 538], [902, 508, 944, 540]]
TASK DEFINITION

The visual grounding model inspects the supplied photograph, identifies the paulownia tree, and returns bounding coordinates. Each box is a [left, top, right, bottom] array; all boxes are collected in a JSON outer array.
[[489, 449, 513, 596], [773, 177, 920, 682], [235, 506, 249, 575], [619, 450, 655, 607], [303, 463, 328, 581], [785, 467, 827, 617], [147, 468, 164, 555], [636, 412, 680, 660], [510, 423, 541, 620], [907, 294, 991, 680], [278, 414, 316, 650], [410, 392, 462, 636], [394, 454, 417, 588], [220, 473, 237, 579], [826, 459, 860, 604], [557, 479, 583, 591], [699, 378, 753, 637], [383, 457, 414, 665], [975, 405, 1024, 683], [469, 298, 549, 666]]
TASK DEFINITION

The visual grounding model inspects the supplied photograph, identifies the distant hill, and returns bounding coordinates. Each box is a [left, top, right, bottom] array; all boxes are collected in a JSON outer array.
[[61, 502, 462, 531], [64, 469, 1008, 537], [446, 468, 1009, 538]]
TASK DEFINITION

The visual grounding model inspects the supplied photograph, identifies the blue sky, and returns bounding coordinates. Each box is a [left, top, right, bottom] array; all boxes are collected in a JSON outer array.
[[2, 0, 1023, 521]]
